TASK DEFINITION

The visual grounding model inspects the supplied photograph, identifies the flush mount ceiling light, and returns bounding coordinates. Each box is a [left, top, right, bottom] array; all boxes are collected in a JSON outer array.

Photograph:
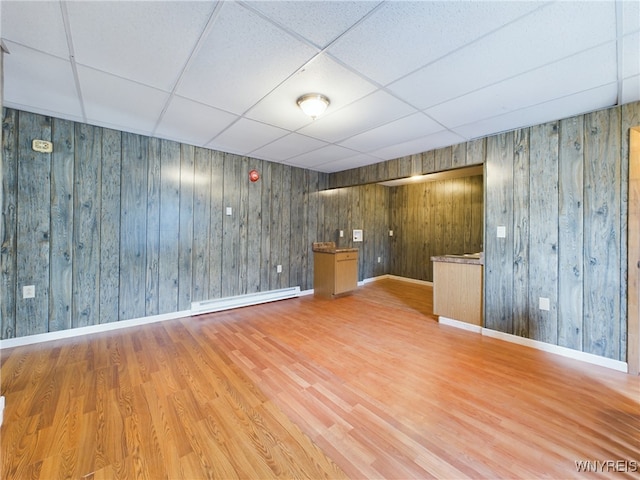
[[297, 93, 330, 119]]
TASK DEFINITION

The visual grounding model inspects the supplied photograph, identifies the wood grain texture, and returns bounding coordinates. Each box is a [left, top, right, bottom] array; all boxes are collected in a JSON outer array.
[[628, 127, 640, 375], [178, 144, 194, 310], [2, 279, 638, 479], [145, 137, 161, 316], [49, 118, 74, 332], [99, 129, 122, 324], [16, 112, 51, 336], [583, 108, 622, 359], [528, 122, 559, 344], [558, 116, 584, 350], [484, 132, 514, 333], [119, 132, 148, 320], [191, 147, 211, 303], [1, 107, 18, 338], [208, 149, 224, 299]]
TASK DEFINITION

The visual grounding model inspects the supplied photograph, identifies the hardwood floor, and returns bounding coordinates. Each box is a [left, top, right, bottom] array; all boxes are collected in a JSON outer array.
[[2, 278, 639, 479]]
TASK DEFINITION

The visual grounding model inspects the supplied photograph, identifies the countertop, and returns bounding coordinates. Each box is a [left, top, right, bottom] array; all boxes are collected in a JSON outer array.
[[312, 242, 359, 254], [431, 253, 484, 265]]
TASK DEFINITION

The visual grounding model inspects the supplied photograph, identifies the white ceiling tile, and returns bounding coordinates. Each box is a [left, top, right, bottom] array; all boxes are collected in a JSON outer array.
[[621, 75, 640, 105], [3, 42, 83, 119], [1, 1, 69, 58], [66, 1, 215, 92], [453, 84, 618, 139], [389, 1, 617, 110], [426, 43, 617, 128], [369, 130, 466, 161], [246, 1, 379, 48], [78, 65, 169, 135], [250, 133, 327, 161], [299, 90, 417, 143], [286, 144, 362, 170], [622, 32, 640, 79], [177, 2, 317, 115], [210, 118, 289, 155], [622, 0, 640, 35], [245, 54, 377, 131], [339, 113, 443, 152], [155, 96, 238, 147], [317, 153, 385, 173], [328, 1, 543, 85]]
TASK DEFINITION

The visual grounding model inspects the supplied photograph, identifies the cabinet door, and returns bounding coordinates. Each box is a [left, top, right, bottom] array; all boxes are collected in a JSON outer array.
[[335, 253, 358, 294]]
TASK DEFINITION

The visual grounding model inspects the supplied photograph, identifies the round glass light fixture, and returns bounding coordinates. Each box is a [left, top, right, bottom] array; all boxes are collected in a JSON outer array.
[[297, 93, 330, 119]]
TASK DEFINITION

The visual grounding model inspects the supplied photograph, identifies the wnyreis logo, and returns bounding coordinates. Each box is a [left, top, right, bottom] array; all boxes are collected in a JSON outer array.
[[575, 460, 638, 473]]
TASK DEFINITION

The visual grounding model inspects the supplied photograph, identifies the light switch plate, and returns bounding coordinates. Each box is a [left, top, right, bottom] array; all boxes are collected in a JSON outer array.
[[539, 297, 550, 311], [225, 207, 232, 216], [23, 285, 35, 299], [497, 225, 506, 238], [353, 229, 363, 242]]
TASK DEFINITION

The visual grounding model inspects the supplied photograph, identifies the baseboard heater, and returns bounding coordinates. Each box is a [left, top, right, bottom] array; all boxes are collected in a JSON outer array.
[[190, 286, 301, 316]]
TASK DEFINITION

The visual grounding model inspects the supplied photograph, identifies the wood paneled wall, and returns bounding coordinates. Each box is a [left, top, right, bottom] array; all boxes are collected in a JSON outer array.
[[1, 109, 329, 339], [318, 184, 389, 280], [389, 175, 483, 282]]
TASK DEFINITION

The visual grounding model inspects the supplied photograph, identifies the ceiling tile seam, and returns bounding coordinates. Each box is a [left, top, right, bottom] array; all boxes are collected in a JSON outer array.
[[151, 1, 226, 138], [449, 81, 619, 135], [59, 0, 86, 123], [203, 0, 388, 147], [418, 38, 620, 115], [322, 0, 556, 107]]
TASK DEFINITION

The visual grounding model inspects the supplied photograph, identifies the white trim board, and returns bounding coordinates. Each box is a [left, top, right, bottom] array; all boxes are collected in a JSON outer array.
[[438, 316, 628, 373], [362, 274, 433, 287]]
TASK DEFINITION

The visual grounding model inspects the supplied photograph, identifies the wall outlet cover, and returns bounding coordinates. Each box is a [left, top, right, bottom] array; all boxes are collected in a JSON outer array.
[[353, 229, 363, 242], [23, 285, 35, 299], [539, 297, 550, 311]]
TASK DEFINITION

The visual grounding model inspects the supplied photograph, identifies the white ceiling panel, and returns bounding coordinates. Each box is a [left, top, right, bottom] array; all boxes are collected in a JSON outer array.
[[245, 53, 377, 130], [2, 0, 638, 174], [245, 1, 380, 49], [3, 41, 83, 120], [340, 112, 444, 153], [426, 43, 617, 129], [155, 95, 238, 147], [453, 84, 618, 140], [0, 1, 68, 58], [210, 118, 289, 155], [250, 132, 327, 162], [370, 130, 467, 161], [79, 66, 169, 135], [389, 1, 617, 110], [299, 90, 417, 143], [67, 2, 215, 92], [177, 1, 317, 114]]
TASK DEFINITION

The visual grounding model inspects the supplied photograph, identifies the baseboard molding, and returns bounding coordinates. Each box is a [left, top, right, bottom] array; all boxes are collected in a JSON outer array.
[[0, 396, 4, 428], [191, 287, 300, 315], [438, 315, 628, 373], [362, 274, 433, 287]]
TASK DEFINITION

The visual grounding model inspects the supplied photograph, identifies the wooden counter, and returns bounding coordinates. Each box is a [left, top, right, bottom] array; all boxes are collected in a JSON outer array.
[[431, 254, 483, 326], [313, 242, 358, 298]]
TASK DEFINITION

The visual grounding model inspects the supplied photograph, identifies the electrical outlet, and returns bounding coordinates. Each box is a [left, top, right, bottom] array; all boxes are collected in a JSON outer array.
[[377, 257, 382, 263], [497, 225, 506, 238], [276, 265, 282, 273], [389, 230, 394, 237], [225, 207, 232, 216], [539, 297, 550, 311], [23, 285, 35, 299], [339, 230, 344, 238]]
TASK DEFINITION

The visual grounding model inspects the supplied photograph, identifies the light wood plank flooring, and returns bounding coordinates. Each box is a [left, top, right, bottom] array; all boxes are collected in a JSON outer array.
[[2, 278, 639, 479]]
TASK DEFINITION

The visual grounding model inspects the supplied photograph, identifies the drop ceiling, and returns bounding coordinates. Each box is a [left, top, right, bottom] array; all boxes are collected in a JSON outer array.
[[1, 1, 639, 173]]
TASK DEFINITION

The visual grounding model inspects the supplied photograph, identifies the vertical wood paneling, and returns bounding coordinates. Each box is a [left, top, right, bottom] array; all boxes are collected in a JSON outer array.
[[222, 153, 241, 296], [158, 139, 180, 314], [528, 122, 559, 344], [1, 108, 18, 338], [260, 161, 272, 291], [281, 166, 292, 288], [208, 150, 224, 299], [16, 113, 51, 336], [466, 138, 485, 166], [290, 167, 305, 289], [583, 108, 621, 359], [452, 143, 466, 168], [191, 147, 211, 302], [49, 118, 74, 332], [435, 146, 452, 171], [119, 133, 148, 320], [558, 117, 584, 350], [145, 138, 161, 316], [484, 132, 514, 333], [246, 159, 264, 293], [178, 145, 194, 309], [73, 123, 100, 328], [422, 151, 435, 173], [238, 156, 250, 294], [99, 129, 121, 324], [512, 128, 530, 338]]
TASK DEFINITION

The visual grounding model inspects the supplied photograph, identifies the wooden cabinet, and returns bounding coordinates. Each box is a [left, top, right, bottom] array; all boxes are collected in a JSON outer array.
[[313, 249, 358, 298], [432, 256, 483, 326]]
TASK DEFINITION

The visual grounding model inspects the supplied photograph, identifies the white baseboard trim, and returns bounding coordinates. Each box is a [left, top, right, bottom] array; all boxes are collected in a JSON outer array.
[[0, 396, 4, 428], [0, 310, 192, 350], [362, 274, 433, 287], [437, 315, 628, 373], [191, 287, 300, 315]]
